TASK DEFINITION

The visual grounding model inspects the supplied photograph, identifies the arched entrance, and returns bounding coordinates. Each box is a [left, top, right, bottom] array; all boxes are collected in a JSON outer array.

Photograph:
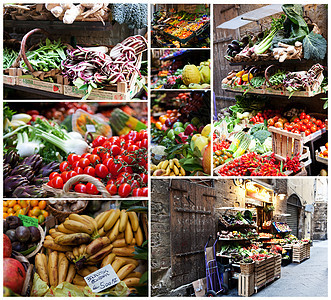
[[286, 194, 302, 237]]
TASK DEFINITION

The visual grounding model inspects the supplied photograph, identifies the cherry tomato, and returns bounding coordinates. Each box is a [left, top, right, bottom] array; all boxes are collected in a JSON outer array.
[[49, 172, 60, 180], [89, 154, 100, 164], [130, 180, 140, 189], [300, 125, 307, 132], [306, 122, 312, 129], [126, 131, 138, 142], [74, 167, 84, 174], [108, 136, 121, 146], [103, 158, 114, 170], [71, 160, 80, 169], [293, 118, 300, 123], [59, 161, 69, 172], [67, 170, 78, 179], [320, 123, 326, 129], [95, 164, 109, 178], [86, 183, 99, 195], [127, 145, 139, 153], [310, 125, 317, 133], [79, 158, 90, 168], [310, 118, 317, 124], [305, 115, 311, 120], [115, 176, 126, 186], [141, 187, 148, 197], [121, 166, 133, 174], [140, 139, 148, 149], [92, 136, 107, 148], [132, 188, 143, 197], [109, 145, 120, 156], [303, 119, 309, 124], [92, 146, 107, 158], [300, 112, 306, 120], [107, 179, 115, 185], [75, 183, 87, 193], [118, 183, 131, 198], [61, 171, 69, 182], [316, 120, 322, 126], [140, 173, 148, 185], [84, 166, 95, 177], [51, 176, 64, 189], [109, 162, 122, 177], [67, 154, 80, 165], [305, 129, 311, 136], [106, 184, 117, 196], [81, 153, 91, 159]]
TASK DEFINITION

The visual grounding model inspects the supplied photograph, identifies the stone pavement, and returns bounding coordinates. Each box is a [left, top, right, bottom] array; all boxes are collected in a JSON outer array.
[[225, 240, 328, 297]]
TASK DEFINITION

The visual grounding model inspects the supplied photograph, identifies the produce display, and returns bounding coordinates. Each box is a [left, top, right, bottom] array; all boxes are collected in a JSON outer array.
[[225, 5, 327, 63], [3, 200, 148, 297], [273, 222, 291, 233], [219, 211, 256, 227], [222, 63, 327, 96], [151, 49, 210, 90], [4, 102, 148, 198], [150, 92, 211, 176], [152, 6, 210, 48]]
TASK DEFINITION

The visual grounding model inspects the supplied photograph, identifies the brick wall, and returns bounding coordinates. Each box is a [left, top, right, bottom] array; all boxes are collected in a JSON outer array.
[[313, 201, 328, 240]]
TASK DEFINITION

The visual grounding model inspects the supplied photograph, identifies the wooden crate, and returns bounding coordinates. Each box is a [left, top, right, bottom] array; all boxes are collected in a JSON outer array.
[[3, 75, 17, 85], [292, 244, 305, 263], [17, 77, 63, 94], [254, 260, 267, 287], [240, 262, 255, 275], [238, 274, 255, 297]]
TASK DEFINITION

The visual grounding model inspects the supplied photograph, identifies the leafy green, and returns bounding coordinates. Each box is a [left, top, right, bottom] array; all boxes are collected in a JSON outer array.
[[3, 103, 15, 121], [303, 32, 327, 60], [252, 130, 271, 144]]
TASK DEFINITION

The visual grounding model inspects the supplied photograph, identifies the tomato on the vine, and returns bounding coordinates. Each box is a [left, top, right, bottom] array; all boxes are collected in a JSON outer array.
[[67, 170, 78, 179], [79, 158, 90, 168], [49, 172, 60, 180], [95, 164, 109, 178], [59, 161, 69, 172], [67, 154, 80, 165], [51, 176, 64, 189], [106, 184, 117, 195], [141, 187, 148, 197], [118, 183, 131, 198], [132, 188, 143, 197], [61, 171, 69, 183], [109, 145, 121, 156], [92, 136, 107, 148], [140, 173, 148, 185], [75, 183, 87, 193], [71, 160, 80, 169], [89, 154, 100, 164], [81, 153, 91, 159], [84, 166, 95, 177], [86, 183, 99, 195], [74, 166, 84, 174]]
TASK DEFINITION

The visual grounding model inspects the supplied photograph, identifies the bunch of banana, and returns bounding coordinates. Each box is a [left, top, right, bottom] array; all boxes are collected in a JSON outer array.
[[151, 158, 186, 176], [35, 251, 77, 288], [96, 209, 144, 247]]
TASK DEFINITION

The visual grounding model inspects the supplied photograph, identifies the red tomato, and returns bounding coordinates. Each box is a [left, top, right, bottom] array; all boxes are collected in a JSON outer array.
[[132, 188, 143, 197], [92, 136, 107, 148], [75, 183, 87, 193], [67, 154, 81, 165], [59, 161, 69, 172], [310, 125, 317, 133], [303, 119, 309, 124], [320, 123, 326, 129], [140, 173, 148, 185], [306, 122, 312, 129], [108, 136, 121, 146], [293, 118, 300, 123], [126, 131, 138, 142], [92, 146, 105, 155], [103, 158, 114, 170], [95, 164, 109, 178], [118, 183, 131, 198], [86, 183, 99, 195], [141, 187, 148, 197], [300, 112, 306, 119], [136, 141, 142, 148], [130, 180, 140, 189], [115, 176, 126, 186], [67, 170, 78, 179], [109, 145, 121, 156], [84, 166, 95, 177], [294, 129, 301, 134], [121, 166, 133, 174], [74, 167, 84, 174], [81, 153, 91, 159], [71, 161, 80, 169], [305, 129, 311, 136], [300, 125, 307, 132], [311, 117, 317, 124], [127, 145, 139, 152], [305, 114, 311, 120], [316, 120, 322, 126], [106, 184, 117, 195], [61, 171, 69, 182], [49, 172, 60, 180], [79, 158, 90, 168], [140, 139, 148, 149], [51, 176, 64, 189], [89, 154, 100, 164], [109, 162, 122, 177]]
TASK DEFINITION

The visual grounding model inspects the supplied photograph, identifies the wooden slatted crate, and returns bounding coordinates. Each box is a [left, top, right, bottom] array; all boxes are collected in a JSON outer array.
[[238, 274, 255, 297], [292, 244, 305, 263], [254, 259, 267, 288]]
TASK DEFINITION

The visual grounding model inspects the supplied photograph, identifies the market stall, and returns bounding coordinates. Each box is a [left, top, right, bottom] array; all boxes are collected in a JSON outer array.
[[3, 200, 148, 297], [151, 4, 210, 48], [3, 102, 148, 198], [150, 91, 211, 176], [3, 3, 148, 100], [151, 49, 210, 90], [213, 4, 328, 176]]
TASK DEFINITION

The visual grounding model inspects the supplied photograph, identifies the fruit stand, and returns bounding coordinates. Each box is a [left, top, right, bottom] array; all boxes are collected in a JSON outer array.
[[3, 200, 148, 297], [214, 4, 328, 176], [3, 3, 148, 100], [150, 91, 211, 176], [4, 102, 148, 199], [151, 49, 211, 90], [151, 4, 210, 48]]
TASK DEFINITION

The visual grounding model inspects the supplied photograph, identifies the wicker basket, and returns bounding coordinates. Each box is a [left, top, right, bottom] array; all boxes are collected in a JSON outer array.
[[46, 200, 88, 223], [240, 261, 255, 275]]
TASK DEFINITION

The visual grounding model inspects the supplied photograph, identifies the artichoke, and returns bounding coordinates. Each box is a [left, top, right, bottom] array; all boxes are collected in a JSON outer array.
[[10, 165, 35, 182], [3, 163, 11, 178], [22, 154, 43, 172], [38, 161, 60, 177], [12, 185, 47, 198], [3, 151, 19, 168], [4, 175, 29, 195]]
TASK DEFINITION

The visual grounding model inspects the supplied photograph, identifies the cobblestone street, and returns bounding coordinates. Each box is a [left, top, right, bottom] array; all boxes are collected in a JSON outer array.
[[225, 240, 328, 297]]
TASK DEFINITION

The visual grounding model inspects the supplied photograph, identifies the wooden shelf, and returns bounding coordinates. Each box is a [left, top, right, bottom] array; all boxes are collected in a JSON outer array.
[[228, 58, 311, 67]]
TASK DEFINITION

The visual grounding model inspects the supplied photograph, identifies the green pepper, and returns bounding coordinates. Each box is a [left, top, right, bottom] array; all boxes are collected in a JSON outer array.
[[167, 129, 175, 140], [174, 127, 185, 135]]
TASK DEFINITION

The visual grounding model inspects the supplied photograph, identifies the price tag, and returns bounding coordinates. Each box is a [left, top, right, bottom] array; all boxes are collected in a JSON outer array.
[[86, 124, 96, 133], [84, 264, 120, 293], [18, 215, 38, 227]]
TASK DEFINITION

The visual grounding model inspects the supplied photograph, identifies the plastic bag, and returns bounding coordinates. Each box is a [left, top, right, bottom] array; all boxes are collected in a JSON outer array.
[[31, 273, 49, 297], [72, 109, 112, 139], [44, 282, 86, 297]]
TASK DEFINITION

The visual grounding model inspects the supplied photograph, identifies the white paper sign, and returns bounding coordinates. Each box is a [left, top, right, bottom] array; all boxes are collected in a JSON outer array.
[[86, 124, 96, 133], [84, 264, 120, 293]]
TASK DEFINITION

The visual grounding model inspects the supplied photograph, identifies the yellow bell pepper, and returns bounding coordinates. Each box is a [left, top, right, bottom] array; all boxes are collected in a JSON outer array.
[[242, 73, 253, 82], [236, 70, 245, 77]]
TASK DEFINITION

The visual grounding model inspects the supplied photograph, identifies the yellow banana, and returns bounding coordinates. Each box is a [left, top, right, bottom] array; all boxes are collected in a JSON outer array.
[[98, 227, 107, 237], [48, 251, 58, 287], [54, 233, 91, 246], [119, 210, 128, 232], [81, 215, 98, 232], [65, 264, 76, 283], [104, 209, 121, 232], [180, 167, 186, 176], [127, 212, 139, 232], [165, 166, 170, 176], [87, 244, 113, 263], [35, 253, 49, 285], [107, 219, 120, 242], [134, 226, 144, 246], [58, 253, 69, 284], [117, 264, 136, 280], [161, 160, 169, 169], [173, 158, 181, 168], [73, 274, 87, 286], [96, 210, 112, 229], [43, 239, 73, 252], [73, 247, 80, 259], [78, 244, 87, 256], [111, 258, 126, 273], [63, 220, 94, 235], [125, 221, 133, 245], [57, 223, 76, 234], [156, 161, 163, 169], [169, 159, 174, 169], [173, 165, 179, 175], [101, 253, 116, 268], [86, 237, 111, 256]]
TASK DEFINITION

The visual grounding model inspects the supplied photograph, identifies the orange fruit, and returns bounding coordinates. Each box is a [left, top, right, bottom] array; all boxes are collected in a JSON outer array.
[[19, 200, 28, 208], [38, 215, 45, 224], [3, 213, 8, 219], [323, 149, 328, 157], [8, 200, 17, 208], [16, 209, 25, 216], [31, 207, 41, 217], [30, 200, 39, 207], [7, 213, 14, 217], [3, 201, 8, 207], [13, 204, 21, 212], [7, 208, 14, 214], [41, 210, 49, 218], [326, 143, 328, 149], [28, 210, 33, 217], [3, 207, 8, 213], [38, 200, 47, 210]]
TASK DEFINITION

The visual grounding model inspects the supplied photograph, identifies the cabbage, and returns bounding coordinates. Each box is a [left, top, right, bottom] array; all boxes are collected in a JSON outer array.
[[263, 137, 273, 153]]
